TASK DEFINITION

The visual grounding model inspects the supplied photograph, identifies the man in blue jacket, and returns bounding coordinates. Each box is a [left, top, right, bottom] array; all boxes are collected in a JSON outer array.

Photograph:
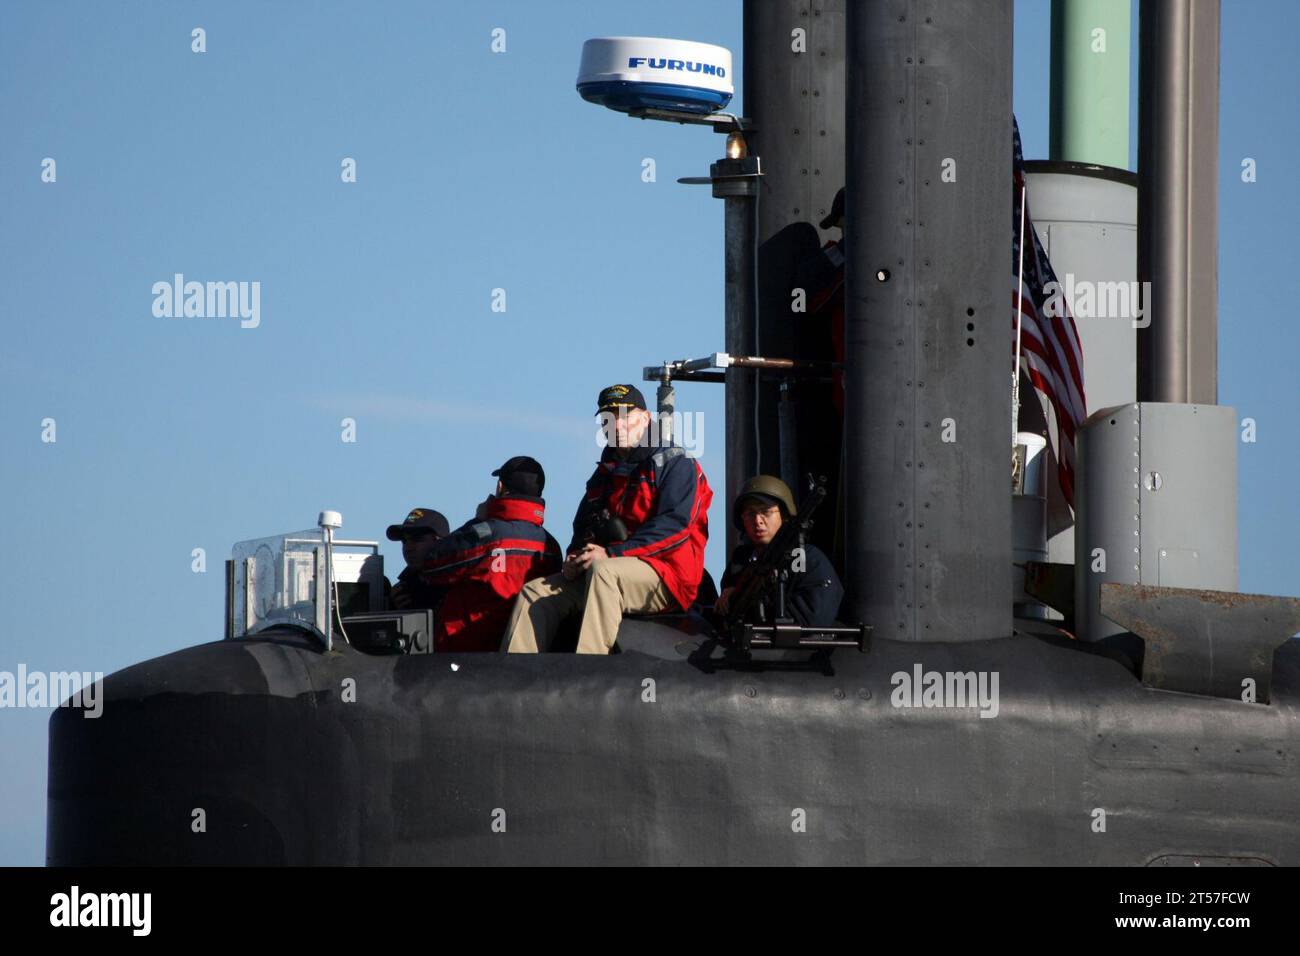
[[503, 384, 713, 654]]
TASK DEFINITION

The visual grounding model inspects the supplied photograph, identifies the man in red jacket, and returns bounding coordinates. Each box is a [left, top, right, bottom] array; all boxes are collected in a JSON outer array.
[[504, 384, 712, 655], [421, 456, 562, 652]]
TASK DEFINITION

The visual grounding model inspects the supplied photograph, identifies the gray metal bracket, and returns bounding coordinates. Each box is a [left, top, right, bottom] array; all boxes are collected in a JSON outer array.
[[1101, 582, 1300, 703], [627, 107, 752, 132]]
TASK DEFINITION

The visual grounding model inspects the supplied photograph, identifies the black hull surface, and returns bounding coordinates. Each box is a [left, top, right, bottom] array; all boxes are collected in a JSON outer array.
[[47, 625, 1300, 865]]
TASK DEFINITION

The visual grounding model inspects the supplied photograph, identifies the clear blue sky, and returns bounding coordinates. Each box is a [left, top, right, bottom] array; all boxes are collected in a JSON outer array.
[[1, 1, 1296, 865]]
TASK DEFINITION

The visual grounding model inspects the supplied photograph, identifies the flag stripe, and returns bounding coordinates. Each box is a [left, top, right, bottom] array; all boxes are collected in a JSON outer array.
[[1012, 288, 1086, 424], [1012, 117, 1086, 509]]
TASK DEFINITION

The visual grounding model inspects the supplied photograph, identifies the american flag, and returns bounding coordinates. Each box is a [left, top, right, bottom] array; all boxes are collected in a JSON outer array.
[[1013, 117, 1086, 508]]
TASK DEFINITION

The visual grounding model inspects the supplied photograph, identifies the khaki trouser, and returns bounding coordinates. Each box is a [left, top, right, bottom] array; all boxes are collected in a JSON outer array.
[[503, 557, 674, 654]]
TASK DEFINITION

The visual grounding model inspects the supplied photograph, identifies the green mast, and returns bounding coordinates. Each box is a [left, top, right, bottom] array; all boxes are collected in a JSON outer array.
[[1050, 0, 1131, 168]]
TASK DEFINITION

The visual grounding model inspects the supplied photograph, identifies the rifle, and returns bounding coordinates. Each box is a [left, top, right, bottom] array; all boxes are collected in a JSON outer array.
[[724, 480, 827, 627]]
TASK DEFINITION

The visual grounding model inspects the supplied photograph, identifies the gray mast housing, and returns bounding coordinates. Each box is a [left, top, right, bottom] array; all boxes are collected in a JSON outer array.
[[1022, 165, 1138, 572], [743, 0, 846, 252], [1138, 0, 1220, 405], [843, 0, 1012, 642], [1075, 401, 1239, 643], [742, 0, 846, 531], [1071, 0, 1238, 641]]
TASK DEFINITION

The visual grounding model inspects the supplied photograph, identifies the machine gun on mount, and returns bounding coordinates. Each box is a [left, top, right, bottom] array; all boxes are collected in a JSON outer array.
[[721, 477, 869, 656]]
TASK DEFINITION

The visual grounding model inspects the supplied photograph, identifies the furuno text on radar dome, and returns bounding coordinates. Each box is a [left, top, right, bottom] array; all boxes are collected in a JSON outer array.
[[577, 37, 733, 115]]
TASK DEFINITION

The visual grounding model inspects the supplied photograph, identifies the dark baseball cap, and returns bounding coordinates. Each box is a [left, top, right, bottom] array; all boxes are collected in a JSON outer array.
[[386, 507, 450, 541], [492, 455, 545, 497], [819, 187, 845, 230], [596, 383, 647, 416]]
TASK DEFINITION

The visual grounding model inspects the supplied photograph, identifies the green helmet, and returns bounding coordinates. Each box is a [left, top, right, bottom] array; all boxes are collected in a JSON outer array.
[[733, 475, 797, 530]]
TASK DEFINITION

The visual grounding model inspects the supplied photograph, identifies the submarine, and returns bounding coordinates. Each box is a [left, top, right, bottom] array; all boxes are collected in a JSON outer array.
[[47, 0, 1300, 866]]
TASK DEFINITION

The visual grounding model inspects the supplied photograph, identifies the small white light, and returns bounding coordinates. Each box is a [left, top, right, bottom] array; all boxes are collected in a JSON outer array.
[[725, 131, 747, 159]]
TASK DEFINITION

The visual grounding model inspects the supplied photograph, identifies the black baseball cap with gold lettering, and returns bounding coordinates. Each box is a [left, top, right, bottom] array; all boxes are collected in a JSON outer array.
[[595, 383, 647, 416], [386, 508, 450, 541]]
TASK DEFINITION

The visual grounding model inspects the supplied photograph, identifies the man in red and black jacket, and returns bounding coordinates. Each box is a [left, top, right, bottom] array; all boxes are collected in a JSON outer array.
[[504, 384, 713, 655], [420, 456, 562, 652]]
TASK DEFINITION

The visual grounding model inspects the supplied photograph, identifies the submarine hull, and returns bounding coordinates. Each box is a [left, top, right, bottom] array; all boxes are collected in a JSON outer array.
[[47, 626, 1300, 865]]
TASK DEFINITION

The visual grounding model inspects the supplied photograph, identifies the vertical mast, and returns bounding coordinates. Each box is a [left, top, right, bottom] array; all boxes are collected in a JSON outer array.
[[843, 0, 1013, 641], [1050, 0, 1132, 168], [1137, 0, 1220, 404], [742, 0, 847, 520]]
